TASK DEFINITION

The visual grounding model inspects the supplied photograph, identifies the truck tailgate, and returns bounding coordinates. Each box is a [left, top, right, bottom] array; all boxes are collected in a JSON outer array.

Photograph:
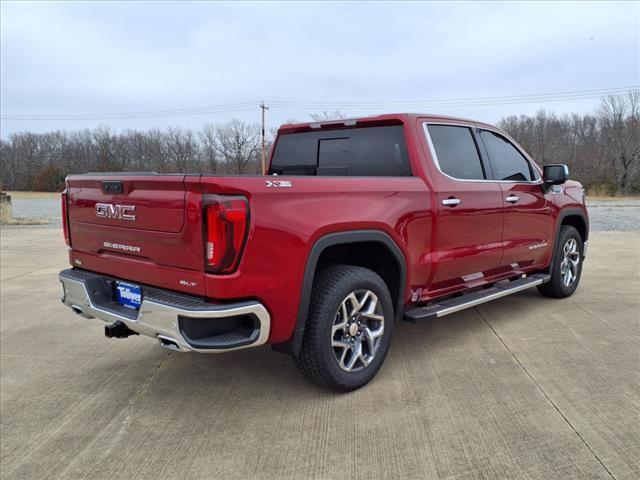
[[66, 174, 206, 295], [69, 175, 186, 232]]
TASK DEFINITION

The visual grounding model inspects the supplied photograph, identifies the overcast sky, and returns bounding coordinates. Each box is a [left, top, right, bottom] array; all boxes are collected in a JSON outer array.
[[1, 1, 638, 137]]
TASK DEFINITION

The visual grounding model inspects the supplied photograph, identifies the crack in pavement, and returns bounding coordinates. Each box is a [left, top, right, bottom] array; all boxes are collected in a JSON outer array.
[[4, 358, 140, 478], [118, 351, 172, 437], [0, 262, 67, 283], [52, 350, 173, 480], [475, 307, 618, 480]]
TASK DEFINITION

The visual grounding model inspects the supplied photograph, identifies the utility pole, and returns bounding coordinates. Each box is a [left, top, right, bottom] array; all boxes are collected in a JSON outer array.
[[260, 101, 269, 174]]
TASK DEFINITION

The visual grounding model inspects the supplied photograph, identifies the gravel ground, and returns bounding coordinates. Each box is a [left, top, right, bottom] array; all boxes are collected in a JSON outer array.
[[586, 199, 640, 231], [8, 198, 60, 227], [4, 197, 639, 231]]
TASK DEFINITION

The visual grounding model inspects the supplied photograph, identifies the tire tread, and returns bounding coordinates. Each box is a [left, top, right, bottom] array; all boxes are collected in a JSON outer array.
[[538, 225, 582, 298], [294, 265, 392, 392]]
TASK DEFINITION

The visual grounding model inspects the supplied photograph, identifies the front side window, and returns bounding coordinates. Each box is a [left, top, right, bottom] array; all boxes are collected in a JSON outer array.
[[426, 125, 485, 180], [479, 130, 533, 182]]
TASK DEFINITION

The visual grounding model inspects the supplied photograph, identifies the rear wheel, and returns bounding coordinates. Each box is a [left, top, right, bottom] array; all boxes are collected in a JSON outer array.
[[538, 225, 583, 298], [294, 265, 394, 392]]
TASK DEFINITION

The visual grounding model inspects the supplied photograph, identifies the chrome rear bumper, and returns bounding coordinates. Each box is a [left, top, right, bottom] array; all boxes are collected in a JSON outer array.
[[59, 269, 270, 353]]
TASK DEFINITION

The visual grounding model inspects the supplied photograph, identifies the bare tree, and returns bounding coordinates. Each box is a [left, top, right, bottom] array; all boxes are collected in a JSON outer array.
[[0, 138, 18, 190], [8, 132, 43, 189], [166, 127, 199, 173], [145, 128, 169, 172], [213, 119, 260, 174], [92, 125, 112, 171], [199, 125, 219, 174], [309, 110, 346, 122], [597, 91, 640, 192], [121, 130, 150, 172]]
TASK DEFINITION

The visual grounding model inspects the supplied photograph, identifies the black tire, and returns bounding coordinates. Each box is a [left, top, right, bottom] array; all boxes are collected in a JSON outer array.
[[294, 265, 395, 392], [538, 225, 584, 298]]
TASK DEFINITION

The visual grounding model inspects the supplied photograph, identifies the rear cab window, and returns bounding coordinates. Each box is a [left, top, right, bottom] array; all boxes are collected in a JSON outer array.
[[269, 125, 412, 176]]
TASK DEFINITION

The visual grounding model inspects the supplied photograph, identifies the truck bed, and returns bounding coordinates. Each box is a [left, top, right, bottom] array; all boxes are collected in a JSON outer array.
[[65, 172, 429, 343]]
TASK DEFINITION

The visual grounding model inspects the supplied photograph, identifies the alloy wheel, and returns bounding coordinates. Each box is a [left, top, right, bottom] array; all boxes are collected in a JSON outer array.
[[331, 289, 385, 372], [560, 238, 580, 287]]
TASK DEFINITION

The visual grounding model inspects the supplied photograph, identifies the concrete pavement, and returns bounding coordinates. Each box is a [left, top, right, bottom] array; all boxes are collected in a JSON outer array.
[[1, 227, 638, 480]]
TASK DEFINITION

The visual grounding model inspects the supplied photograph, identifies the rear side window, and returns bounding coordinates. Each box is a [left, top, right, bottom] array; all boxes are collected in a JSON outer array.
[[479, 130, 533, 182], [426, 125, 485, 180], [269, 125, 411, 176]]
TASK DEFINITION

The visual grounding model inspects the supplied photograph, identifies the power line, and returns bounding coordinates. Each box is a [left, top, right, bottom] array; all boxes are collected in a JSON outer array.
[[2, 86, 637, 121], [1, 103, 258, 121], [267, 86, 637, 107], [267, 87, 639, 109]]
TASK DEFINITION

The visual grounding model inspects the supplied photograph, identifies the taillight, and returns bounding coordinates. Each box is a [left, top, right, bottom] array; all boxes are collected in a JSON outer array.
[[204, 195, 249, 274], [61, 190, 71, 247]]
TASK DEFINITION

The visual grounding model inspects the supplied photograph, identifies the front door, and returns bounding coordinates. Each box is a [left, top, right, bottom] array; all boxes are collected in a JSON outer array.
[[476, 129, 555, 270], [423, 123, 505, 294]]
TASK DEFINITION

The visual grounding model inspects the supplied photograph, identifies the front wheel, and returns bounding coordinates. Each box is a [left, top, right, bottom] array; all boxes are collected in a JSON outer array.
[[538, 225, 584, 298], [294, 265, 394, 392]]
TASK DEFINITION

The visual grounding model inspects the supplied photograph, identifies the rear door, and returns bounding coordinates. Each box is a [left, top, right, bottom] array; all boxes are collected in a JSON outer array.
[[66, 174, 206, 295], [477, 129, 555, 270], [423, 123, 505, 292]]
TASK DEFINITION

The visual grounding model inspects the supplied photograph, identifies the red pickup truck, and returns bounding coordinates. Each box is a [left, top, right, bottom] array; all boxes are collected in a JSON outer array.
[[59, 113, 588, 391]]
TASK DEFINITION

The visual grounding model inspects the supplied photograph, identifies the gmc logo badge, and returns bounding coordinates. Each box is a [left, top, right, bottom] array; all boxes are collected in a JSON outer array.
[[95, 203, 136, 221]]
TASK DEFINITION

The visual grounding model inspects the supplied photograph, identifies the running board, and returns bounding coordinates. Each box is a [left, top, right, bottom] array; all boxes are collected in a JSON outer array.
[[403, 273, 550, 323]]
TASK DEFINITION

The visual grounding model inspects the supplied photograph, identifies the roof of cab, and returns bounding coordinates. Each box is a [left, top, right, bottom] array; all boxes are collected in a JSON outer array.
[[277, 113, 497, 134]]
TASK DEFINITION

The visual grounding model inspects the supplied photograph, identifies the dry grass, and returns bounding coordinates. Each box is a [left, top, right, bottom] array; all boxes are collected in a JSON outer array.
[[587, 195, 640, 201], [5, 191, 60, 200], [2, 217, 51, 225]]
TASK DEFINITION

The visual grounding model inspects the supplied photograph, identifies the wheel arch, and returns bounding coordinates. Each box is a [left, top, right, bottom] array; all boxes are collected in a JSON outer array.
[[560, 211, 588, 243], [549, 208, 589, 271], [273, 230, 407, 356]]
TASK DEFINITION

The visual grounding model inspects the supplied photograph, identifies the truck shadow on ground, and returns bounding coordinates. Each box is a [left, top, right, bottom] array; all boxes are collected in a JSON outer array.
[[97, 289, 554, 407]]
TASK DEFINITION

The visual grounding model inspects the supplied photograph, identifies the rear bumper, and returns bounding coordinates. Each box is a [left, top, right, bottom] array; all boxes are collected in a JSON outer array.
[[59, 269, 270, 353]]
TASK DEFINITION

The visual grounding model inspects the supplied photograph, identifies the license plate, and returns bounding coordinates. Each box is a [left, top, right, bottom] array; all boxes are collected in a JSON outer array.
[[115, 282, 142, 310]]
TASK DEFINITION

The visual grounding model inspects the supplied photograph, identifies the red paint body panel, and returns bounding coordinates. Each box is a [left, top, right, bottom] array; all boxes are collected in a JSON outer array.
[[64, 113, 589, 346], [68, 175, 187, 233], [67, 176, 207, 295], [499, 182, 555, 269]]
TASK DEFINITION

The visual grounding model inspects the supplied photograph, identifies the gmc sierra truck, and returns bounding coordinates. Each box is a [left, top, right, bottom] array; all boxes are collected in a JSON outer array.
[[58, 113, 589, 391]]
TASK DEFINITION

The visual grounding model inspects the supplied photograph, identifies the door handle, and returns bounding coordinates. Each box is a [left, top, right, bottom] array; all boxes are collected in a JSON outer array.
[[442, 197, 461, 207], [505, 195, 520, 203]]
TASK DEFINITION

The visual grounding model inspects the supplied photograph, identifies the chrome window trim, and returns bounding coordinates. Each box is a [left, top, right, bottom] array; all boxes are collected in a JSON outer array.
[[422, 121, 543, 185]]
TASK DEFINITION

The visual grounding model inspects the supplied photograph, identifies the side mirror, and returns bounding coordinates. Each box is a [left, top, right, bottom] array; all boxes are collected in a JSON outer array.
[[543, 164, 569, 185]]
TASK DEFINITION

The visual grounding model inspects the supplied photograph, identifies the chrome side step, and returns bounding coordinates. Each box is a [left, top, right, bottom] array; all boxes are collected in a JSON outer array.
[[403, 273, 550, 323]]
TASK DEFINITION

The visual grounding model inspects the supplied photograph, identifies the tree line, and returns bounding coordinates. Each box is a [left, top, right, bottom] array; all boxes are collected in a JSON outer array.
[[498, 92, 639, 194], [0, 120, 264, 192], [1, 93, 638, 194]]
